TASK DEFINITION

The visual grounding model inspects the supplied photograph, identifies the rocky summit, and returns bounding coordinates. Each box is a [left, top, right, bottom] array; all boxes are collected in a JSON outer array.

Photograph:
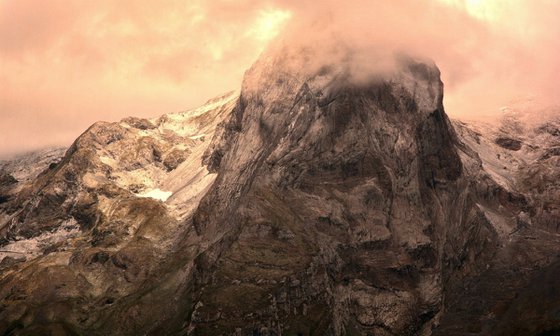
[[1, 45, 559, 336]]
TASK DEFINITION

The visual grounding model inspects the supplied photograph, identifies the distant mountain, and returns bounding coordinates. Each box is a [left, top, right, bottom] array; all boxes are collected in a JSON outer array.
[[1, 45, 559, 336]]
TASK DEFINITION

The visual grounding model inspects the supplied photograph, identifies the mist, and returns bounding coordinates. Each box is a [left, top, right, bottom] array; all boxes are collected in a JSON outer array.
[[276, 0, 560, 116], [1, 0, 558, 158]]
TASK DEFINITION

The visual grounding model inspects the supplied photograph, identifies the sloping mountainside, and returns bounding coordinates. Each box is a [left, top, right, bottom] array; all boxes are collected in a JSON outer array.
[[1, 46, 559, 336]]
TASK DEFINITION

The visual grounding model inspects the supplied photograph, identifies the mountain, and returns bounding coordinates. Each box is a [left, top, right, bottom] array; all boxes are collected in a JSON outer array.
[[1, 46, 559, 335]]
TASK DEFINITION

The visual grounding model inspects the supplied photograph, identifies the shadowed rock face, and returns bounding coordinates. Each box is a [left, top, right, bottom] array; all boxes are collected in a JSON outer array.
[[1, 46, 560, 336], [444, 104, 560, 336], [190, 51, 465, 335]]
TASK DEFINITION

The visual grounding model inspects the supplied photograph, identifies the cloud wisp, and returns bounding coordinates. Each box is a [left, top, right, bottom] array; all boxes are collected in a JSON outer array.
[[0, 0, 558, 157], [274, 0, 560, 118]]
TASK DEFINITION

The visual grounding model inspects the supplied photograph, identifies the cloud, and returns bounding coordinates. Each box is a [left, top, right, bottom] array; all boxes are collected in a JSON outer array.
[[272, 0, 560, 117], [0, 0, 558, 157]]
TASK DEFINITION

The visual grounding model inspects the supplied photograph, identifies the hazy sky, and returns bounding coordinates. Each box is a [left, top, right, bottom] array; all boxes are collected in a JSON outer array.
[[1, 0, 558, 158]]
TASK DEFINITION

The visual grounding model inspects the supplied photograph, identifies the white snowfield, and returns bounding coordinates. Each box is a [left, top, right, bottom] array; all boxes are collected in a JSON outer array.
[[137, 188, 173, 202]]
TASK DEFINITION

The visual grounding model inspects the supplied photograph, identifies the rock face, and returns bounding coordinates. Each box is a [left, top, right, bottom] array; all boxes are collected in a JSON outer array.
[[0, 92, 237, 335], [444, 102, 560, 336], [1, 45, 560, 336]]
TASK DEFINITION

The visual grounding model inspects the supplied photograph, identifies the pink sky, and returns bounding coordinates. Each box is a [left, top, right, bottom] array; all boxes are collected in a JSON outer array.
[[1, 0, 558, 157]]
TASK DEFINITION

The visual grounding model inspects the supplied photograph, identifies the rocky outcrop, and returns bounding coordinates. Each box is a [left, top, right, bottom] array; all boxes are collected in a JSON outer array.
[[0, 44, 559, 336], [188, 49, 466, 335], [494, 136, 522, 151], [0, 172, 17, 204], [0, 92, 237, 335]]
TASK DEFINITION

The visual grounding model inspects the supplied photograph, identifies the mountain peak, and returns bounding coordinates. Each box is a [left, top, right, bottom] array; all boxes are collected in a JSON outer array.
[[242, 42, 441, 109]]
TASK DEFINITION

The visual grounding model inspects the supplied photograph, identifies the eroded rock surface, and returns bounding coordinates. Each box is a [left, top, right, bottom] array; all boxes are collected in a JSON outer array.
[[0, 92, 238, 335]]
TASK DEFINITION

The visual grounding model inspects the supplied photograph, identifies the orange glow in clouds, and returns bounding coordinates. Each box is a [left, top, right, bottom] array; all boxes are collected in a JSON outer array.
[[248, 9, 292, 42], [438, 0, 498, 21], [0, 1, 292, 157], [0, 1, 558, 157]]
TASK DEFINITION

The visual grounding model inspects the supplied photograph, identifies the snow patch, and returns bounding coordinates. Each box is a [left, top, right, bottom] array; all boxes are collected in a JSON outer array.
[[189, 134, 206, 140], [137, 188, 173, 202], [99, 155, 115, 167], [156, 91, 238, 137]]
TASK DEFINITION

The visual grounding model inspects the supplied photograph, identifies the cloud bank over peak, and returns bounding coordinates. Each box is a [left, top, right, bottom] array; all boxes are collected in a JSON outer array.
[[274, 0, 560, 117]]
